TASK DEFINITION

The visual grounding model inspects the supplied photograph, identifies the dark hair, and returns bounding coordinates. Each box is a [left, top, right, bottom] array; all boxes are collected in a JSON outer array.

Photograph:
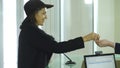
[[28, 9, 39, 23]]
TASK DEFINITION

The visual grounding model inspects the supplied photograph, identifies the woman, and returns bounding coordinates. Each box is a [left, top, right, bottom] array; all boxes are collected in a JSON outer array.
[[18, 0, 99, 68]]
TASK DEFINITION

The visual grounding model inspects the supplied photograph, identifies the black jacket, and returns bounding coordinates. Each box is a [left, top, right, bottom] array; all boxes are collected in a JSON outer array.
[[115, 43, 120, 54], [18, 17, 85, 68]]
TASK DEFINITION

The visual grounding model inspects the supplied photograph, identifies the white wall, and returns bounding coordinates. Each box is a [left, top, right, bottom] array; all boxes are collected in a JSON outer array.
[[0, 0, 3, 68], [115, 0, 120, 42], [17, 0, 24, 37], [96, 0, 115, 53]]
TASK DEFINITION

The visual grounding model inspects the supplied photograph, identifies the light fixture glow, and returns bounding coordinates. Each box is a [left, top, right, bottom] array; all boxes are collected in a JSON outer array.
[[84, 0, 92, 4]]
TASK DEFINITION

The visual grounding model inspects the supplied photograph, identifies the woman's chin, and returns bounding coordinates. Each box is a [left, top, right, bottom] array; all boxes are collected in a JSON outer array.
[[37, 23, 43, 26], [39, 24, 43, 26]]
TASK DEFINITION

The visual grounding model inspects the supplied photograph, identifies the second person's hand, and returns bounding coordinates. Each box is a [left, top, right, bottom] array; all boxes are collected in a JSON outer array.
[[95, 39, 115, 48]]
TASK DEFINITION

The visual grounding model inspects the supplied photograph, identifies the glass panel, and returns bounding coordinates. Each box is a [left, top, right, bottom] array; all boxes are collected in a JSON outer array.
[[94, 0, 115, 53], [94, 0, 120, 66], [61, 0, 93, 68]]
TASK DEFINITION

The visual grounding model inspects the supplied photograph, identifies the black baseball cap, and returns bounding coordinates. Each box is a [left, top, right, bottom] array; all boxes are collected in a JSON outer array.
[[24, 0, 54, 16]]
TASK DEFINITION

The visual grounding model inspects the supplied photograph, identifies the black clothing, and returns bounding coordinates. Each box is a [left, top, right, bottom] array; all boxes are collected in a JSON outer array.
[[18, 18, 85, 68], [115, 43, 120, 54]]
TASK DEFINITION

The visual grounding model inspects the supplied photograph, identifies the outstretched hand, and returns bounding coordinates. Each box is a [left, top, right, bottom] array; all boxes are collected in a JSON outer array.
[[95, 39, 115, 48], [83, 32, 100, 42]]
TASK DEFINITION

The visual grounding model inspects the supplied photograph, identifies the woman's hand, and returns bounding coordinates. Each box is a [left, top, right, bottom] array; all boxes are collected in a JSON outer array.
[[83, 32, 100, 42]]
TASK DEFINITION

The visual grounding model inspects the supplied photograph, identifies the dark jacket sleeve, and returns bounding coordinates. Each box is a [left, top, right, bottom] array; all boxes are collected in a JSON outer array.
[[115, 43, 120, 54], [25, 28, 85, 53]]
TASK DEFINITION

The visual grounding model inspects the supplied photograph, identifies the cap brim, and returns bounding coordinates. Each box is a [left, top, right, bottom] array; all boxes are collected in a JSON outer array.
[[45, 4, 54, 8]]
